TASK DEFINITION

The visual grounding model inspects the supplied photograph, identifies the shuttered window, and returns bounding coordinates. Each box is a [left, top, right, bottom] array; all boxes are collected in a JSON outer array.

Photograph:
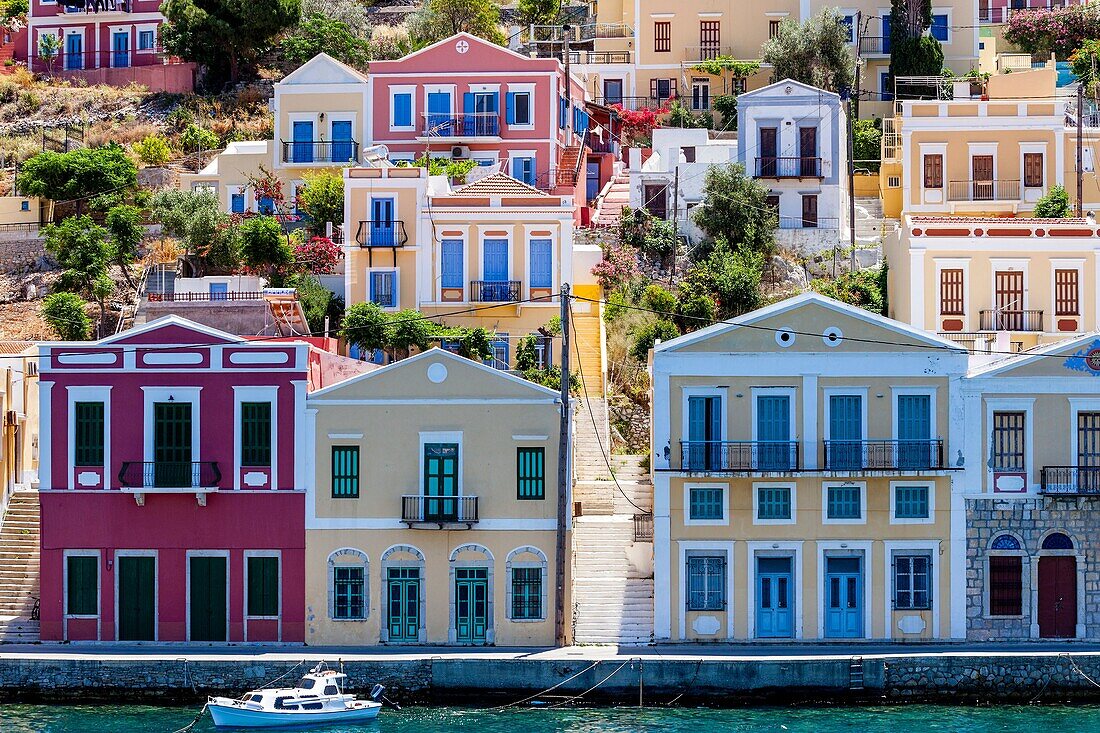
[[240, 402, 271, 467], [650, 78, 676, 101], [66, 555, 98, 616], [826, 485, 862, 520], [74, 401, 104, 466], [1055, 268, 1079, 316], [756, 486, 792, 520], [893, 555, 931, 609], [989, 556, 1022, 616], [247, 556, 279, 617], [654, 21, 671, 52], [689, 487, 724, 520], [331, 446, 360, 498], [769, 19, 781, 38], [517, 447, 545, 499], [939, 268, 964, 315], [1024, 152, 1044, 188], [511, 567, 543, 620], [991, 412, 1025, 472], [441, 239, 464, 289], [923, 154, 943, 188], [894, 485, 930, 519], [529, 239, 553, 289], [332, 566, 365, 619]]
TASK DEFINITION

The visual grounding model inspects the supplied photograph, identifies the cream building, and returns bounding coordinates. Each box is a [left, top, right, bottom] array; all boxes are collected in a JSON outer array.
[[0, 342, 38, 504], [304, 349, 567, 645], [650, 293, 968, 642]]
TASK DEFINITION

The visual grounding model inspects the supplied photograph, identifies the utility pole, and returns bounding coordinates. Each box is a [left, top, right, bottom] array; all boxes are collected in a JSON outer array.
[[554, 283, 571, 647], [668, 159, 680, 287], [563, 25, 572, 137], [848, 10, 862, 271], [1078, 83, 1085, 218]]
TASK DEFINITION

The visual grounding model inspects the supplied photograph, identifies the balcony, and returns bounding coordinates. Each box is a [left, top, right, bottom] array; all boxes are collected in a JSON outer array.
[[938, 331, 1024, 353], [755, 157, 823, 179], [355, 220, 408, 248], [978, 309, 1044, 332], [470, 280, 521, 303], [684, 45, 734, 63], [401, 495, 479, 526], [567, 50, 632, 64], [778, 216, 840, 230], [59, 0, 131, 12], [577, 22, 633, 40], [117, 461, 222, 505], [946, 179, 1021, 203], [679, 441, 800, 472], [822, 440, 946, 471], [860, 36, 889, 55], [594, 96, 672, 111], [1040, 466, 1100, 495], [421, 113, 500, 139], [280, 140, 360, 165]]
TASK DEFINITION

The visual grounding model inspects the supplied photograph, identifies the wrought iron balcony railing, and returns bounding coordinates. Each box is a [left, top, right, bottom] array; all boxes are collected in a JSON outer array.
[[566, 50, 632, 64], [355, 220, 409, 248], [860, 36, 889, 54], [421, 113, 500, 137], [946, 179, 1021, 202], [1040, 466, 1100, 495], [470, 280, 521, 303], [633, 513, 654, 542], [401, 494, 479, 524], [118, 461, 222, 489], [979, 309, 1044, 332], [679, 441, 800, 472], [280, 140, 360, 164], [822, 440, 945, 471], [594, 96, 673, 111], [684, 45, 734, 62], [755, 156, 823, 178]]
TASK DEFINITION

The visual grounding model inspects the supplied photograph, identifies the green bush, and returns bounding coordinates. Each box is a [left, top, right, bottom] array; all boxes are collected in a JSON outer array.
[[1034, 184, 1071, 218], [712, 95, 737, 128], [630, 319, 680, 361], [641, 284, 677, 316], [134, 135, 172, 166], [40, 292, 91, 340], [179, 124, 220, 152], [811, 266, 888, 315]]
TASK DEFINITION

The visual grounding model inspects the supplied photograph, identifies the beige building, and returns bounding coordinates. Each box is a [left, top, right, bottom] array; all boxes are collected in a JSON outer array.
[[0, 342, 38, 504], [304, 349, 567, 645]]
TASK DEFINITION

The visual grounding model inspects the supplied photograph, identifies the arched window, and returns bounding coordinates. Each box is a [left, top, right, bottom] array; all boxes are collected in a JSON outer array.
[[327, 548, 368, 621], [506, 546, 548, 622], [988, 534, 1024, 617], [1042, 532, 1074, 550], [991, 534, 1021, 551]]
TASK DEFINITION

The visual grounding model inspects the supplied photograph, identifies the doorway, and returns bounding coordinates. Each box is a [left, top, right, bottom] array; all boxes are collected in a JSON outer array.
[[756, 556, 794, 638], [824, 556, 863, 638], [387, 567, 420, 643], [1038, 555, 1077, 638], [117, 555, 155, 641], [189, 555, 227, 642], [154, 402, 192, 488], [454, 567, 488, 643]]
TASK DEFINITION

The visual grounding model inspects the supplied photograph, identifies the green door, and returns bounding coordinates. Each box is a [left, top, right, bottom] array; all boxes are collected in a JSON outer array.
[[424, 443, 458, 521], [154, 402, 192, 487], [117, 556, 155, 641], [454, 567, 488, 643], [387, 567, 420, 642], [189, 556, 227, 642]]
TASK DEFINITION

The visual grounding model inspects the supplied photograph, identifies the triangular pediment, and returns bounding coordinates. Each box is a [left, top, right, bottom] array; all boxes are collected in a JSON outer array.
[[279, 52, 368, 86]]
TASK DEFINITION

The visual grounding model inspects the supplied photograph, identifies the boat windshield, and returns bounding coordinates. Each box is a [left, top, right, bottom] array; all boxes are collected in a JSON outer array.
[[298, 678, 317, 690]]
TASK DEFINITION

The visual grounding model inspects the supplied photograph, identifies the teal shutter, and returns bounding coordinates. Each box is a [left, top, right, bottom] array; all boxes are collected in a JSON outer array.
[[247, 556, 279, 617], [756, 395, 791, 470], [66, 555, 98, 616], [689, 487, 724, 520], [559, 97, 567, 129], [827, 486, 861, 519], [897, 394, 932, 469], [74, 401, 105, 466], [331, 446, 360, 498], [829, 395, 863, 469], [895, 485, 930, 519], [517, 447, 545, 499], [240, 402, 272, 467], [757, 486, 791, 520]]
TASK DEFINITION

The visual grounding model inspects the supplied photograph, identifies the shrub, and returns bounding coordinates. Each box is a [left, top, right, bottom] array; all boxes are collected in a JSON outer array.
[[293, 235, 342, 274], [239, 215, 293, 274], [40, 292, 91, 340], [341, 301, 389, 352], [133, 134, 172, 166], [1034, 184, 1072, 218], [630, 319, 679, 361], [811, 266, 888, 315], [641, 284, 677, 316], [681, 241, 764, 319], [712, 95, 737, 128], [179, 124, 220, 152], [591, 242, 640, 291], [618, 206, 678, 261]]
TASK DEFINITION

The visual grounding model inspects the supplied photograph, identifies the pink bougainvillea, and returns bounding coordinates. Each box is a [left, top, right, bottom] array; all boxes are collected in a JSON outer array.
[[1004, 5, 1100, 59], [591, 241, 641, 291], [293, 236, 343, 275], [611, 102, 671, 146]]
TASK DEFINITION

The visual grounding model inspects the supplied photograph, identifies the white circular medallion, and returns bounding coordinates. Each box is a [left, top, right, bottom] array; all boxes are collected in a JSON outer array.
[[427, 362, 448, 383], [822, 326, 844, 347], [456, 40, 470, 54], [775, 327, 796, 348]]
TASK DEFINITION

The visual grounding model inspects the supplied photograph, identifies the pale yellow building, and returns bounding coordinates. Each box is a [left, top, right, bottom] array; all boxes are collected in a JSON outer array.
[[0, 342, 38, 504], [304, 349, 568, 645]]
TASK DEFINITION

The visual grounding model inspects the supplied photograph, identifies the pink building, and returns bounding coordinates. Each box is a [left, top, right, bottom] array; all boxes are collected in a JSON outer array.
[[38, 316, 311, 643]]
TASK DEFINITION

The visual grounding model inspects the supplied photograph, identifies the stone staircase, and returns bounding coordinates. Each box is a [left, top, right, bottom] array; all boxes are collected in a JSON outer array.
[[591, 173, 630, 228], [0, 491, 40, 643], [569, 302, 605, 397], [854, 196, 898, 246], [557, 145, 584, 186]]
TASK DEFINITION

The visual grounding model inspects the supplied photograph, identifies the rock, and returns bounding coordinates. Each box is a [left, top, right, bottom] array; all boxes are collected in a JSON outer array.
[[765, 255, 807, 291]]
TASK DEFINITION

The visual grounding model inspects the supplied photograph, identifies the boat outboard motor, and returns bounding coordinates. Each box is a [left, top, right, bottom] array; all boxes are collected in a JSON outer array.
[[370, 684, 402, 710]]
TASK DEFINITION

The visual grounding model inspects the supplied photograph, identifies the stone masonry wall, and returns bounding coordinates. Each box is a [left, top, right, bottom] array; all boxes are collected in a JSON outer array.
[[0, 238, 47, 273]]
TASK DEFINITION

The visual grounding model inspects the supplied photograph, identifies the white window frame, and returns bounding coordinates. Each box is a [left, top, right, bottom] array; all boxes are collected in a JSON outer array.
[[821, 481, 866, 525], [929, 7, 952, 43], [136, 24, 157, 53], [752, 481, 797, 525], [680, 386, 727, 447], [1019, 142, 1048, 190], [684, 482, 729, 526], [506, 150, 537, 184], [233, 386, 279, 490], [985, 397, 1035, 493], [419, 431, 463, 497], [327, 547, 369, 621], [889, 480, 935, 524], [988, 258, 1031, 316], [63, 549, 101, 621], [1068, 398, 1100, 465], [523, 224, 558, 295], [677, 541, 735, 640], [436, 233, 468, 302], [141, 386, 201, 476], [227, 184, 252, 214], [367, 267, 400, 311], [1050, 258, 1085, 321], [917, 142, 947, 206], [243, 550, 282, 641], [66, 385, 111, 490], [506, 83, 536, 131], [690, 77, 710, 111], [934, 257, 970, 326], [388, 84, 417, 132]]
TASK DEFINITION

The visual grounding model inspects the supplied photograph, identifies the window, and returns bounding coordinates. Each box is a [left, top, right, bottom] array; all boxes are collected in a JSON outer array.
[[331, 446, 359, 498], [923, 154, 943, 188], [1055, 269, 1079, 316], [826, 485, 862, 520], [391, 92, 412, 129], [841, 15, 854, 42], [511, 567, 542, 619], [930, 13, 948, 41], [689, 486, 724, 520], [66, 555, 97, 616], [74, 401, 104, 466], [650, 78, 676, 102], [20, 200, 29, 212], [894, 485, 930, 519], [699, 20, 720, 57], [511, 156, 536, 186], [369, 270, 397, 309], [991, 411, 1025, 472], [240, 402, 271, 467], [1079, 412, 1100, 470], [558, 96, 567, 129], [687, 555, 726, 610], [332, 566, 365, 619], [1042, 532, 1073, 550], [529, 238, 552, 289], [939, 268, 964, 315], [691, 78, 710, 111], [506, 91, 532, 126], [1024, 152, 1044, 188], [247, 556, 279, 617], [894, 555, 931, 609], [517, 447, 545, 499], [756, 486, 792, 521], [769, 19, 781, 38], [258, 196, 275, 215], [230, 191, 246, 214], [138, 29, 155, 50], [441, 239, 463, 290], [654, 21, 671, 52], [989, 555, 1022, 616]]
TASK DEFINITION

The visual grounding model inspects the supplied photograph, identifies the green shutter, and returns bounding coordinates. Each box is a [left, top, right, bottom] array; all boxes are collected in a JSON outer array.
[[331, 446, 360, 498], [826, 486, 861, 519], [74, 402, 104, 466], [517, 447, 545, 499], [247, 556, 279, 617], [689, 487, 724, 520], [241, 402, 272, 467], [757, 486, 792, 520], [66, 555, 98, 616], [895, 485, 929, 519]]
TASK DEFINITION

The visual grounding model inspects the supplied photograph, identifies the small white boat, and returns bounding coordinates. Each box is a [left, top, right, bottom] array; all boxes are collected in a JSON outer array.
[[207, 667, 384, 728]]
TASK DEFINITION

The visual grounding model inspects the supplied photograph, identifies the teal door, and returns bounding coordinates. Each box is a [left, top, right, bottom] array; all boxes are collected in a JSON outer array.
[[423, 443, 458, 520], [65, 34, 82, 70], [824, 557, 863, 638], [387, 567, 420, 642], [112, 31, 129, 68], [455, 567, 488, 643], [331, 120, 354, 163], [687, 395, 722, 469], [829, 395, 863, 469], [154, 402, 192, 488], [757, 395, 791, 470], [189, 556, 227, 642], [117, 556, 155, 641], [756, 557, 793, 638], [292, 120, 314, 163], [897, 394, 932, 469]]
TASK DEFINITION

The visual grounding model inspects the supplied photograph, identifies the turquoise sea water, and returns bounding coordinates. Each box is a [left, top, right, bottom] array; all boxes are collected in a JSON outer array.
[[2, 704, 1100, 733]]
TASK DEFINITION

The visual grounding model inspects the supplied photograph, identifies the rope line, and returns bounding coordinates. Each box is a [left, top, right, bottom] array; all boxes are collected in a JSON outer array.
[[542, 661, 631, 709], [494, 659, 603, 709]]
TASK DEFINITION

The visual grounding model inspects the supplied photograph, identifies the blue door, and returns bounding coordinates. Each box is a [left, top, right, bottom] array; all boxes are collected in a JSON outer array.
[[897, 394, 932, 469], [586, 161, 601, 202], [427, 92, 452, 133], [65, 34, 82, 70], [463, 92, 499, 136], [756, 557, 793, 638], [331, 120, 354, 163], [112, 31, 129, 68], [881, 15, 891, 54], [756, 395, 791, 471], [687, 395, 722, 469], [829, 395, 863, 470], [292, 121, 314, 163], [370, 198, 395, 247], [208, 282, 228, 301], [481, 239, 509, 301], [881, 72, 894, 102], [825, 556, 863, 638]]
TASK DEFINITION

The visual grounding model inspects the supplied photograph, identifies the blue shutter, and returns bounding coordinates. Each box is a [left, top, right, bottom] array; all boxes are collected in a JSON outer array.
[[331, 120, 354, 163], [882, 15, 891, 53], [530, 239, 552, 288], [230, 192, 245, 214], [829, 395, 863, 470], [427, 91, 451, 131], [897, 394, 932, 469], [931, 14, 948, 41], [441, 239, 463, 289], [505, 92, 516, 124], [756, 395, 791, 470], [292, 121, 314, 163], [483, 239, 509, 282], [688, 396, 706, 443], [558, 97, 567, 129], [393, 93, 412, 127], [463, 92, 476, 135]]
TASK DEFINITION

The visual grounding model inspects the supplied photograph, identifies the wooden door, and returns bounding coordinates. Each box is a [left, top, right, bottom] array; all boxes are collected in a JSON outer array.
[[824, 557, 863, 638], [799, 127, 818, 176], [994, 270, 1024, 330], [118, 556, 155, 641], [387, 567, 420, 642], [801, 194, 818, 228], [972, 155, 994, 200], [189, 556, 227, 642], [756, 557, 793, 638], [154, 402, 191, 488], [759, 128, 777, 176], [643, 184, 667, 219], [454, 567, 488, 642], [1038, 556, 1077, 638], [699, 21, 720, 58]]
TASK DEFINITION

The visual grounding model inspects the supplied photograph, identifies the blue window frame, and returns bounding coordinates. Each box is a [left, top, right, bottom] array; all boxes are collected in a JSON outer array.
[[441, 239, 464, 289], [209, 282, 228, 301], [392, 92, 413, 128], [529, 238, 552, 289], [65, 33, 83, 71], [427, 91, 451, 130], [894, 485, 930, 519], [687, 555, 726, 611], [138, 29, 155, 50], [258, 196, 275, 215], [291, 120, 313, 164], [512, 156, 536, 186], [489, 335, 509, 370], [20, 200, 29, 212], [688, 487, 724, 521], [826, 485, 861, 520], [330, 120, 354, 163], [369, 270, 397, 309], [505, 91, 532, 126], [230, 192, 246, 214], [930, 14, 948, 42], [757, 486, 792, 520]]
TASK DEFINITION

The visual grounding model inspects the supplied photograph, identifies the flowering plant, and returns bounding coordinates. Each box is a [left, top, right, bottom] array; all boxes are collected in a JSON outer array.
[[293, 235, 343, 274], [1004, 5, 1100, 59]]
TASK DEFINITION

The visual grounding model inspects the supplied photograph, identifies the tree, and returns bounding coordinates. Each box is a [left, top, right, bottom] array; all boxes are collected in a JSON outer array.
[[1034, 184, 1072, 218], [133, 135, 172, 166], [179, 124, 220, 152], [408, 0, 505, 46], [760, 9, 854, 93], [149, 189, 240, 273], [388, 309, 434, 359], [16, 145, 137, 217], [889, 36, 943, 95], [618, 207, 678, 262], [104, 204, 144, 288], [284, 273, 343, 334], [341, 301, 390, 353], [282, 13, 370, 69], [680, 242, 764, 319], [300, 0, 370, 38], [293, 235, 343, 274], [630, 319, 679, 361], [811, 267, 888, 315], [37, 33, 60, 77], [692, 163, 777, 254], [853, 118, 882, 173], [400, 154, 476, 182], [591, 242, 641, 291], [1071, 38, 1100, 95], [161, 0, 300, 84], [40, 292, 91, 341], [239, 216, 294, 276], [295, 170, 345, 235], [41, 216, 113, 330], [516, 0, 557, 27], [613, 105, 667, 147], [1005, 5, 1100, 60]]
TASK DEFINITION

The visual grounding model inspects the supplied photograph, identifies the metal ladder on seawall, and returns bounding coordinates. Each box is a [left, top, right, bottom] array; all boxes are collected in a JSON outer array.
[[849, 657, 865, 691]]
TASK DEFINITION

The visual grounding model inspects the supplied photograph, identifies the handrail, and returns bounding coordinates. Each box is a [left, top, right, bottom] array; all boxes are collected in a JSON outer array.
[[822, 439, 945, 471], [279, 140, 359, 164], [421, 113, 500, 137], [978, 309, 1044, 332], [679, 440, 800, 471], [401, 494, 479, 523], [1040, 466, 1100, 495], [755, 156, 823, 178], [470, 280, 521, 302], [355, 220, 409, 248], [946, 179, 1021, 202], [117, 461, 222, 489]]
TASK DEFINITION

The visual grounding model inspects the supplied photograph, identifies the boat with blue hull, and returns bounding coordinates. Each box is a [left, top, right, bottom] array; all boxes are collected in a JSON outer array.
[[206, 668, 383, 728]]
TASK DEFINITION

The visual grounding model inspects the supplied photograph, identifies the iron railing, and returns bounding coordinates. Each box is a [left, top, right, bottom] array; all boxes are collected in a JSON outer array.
[[470, 280, 521, 303], [860, 36, 888, 54], [679, 441, 800, 472], [280, 140, 359, 164], [147, 291, 267, 302], [633, 513, 654, 542], [946, 179, 1021, 202], [567, 50, 632, 64], [822, 440, 945, 471], [421, 113, 500, 137], [684, 45, 734, 62], [1040, 466, 1100, 495], [755, 156, 823, 178], [979, 309, 1044, 332], [355, 220, 409, 248], [118, 461, 222, 489], [401, 494, 479, 523], [587, 133, 616, 154], [28, 48, 180, 72], [596, 96, 672, 111], [778, 216, 840, 230], [937, 332, 1024, 353], [59, 0, 131, 11], [577, 22, 633, 39]]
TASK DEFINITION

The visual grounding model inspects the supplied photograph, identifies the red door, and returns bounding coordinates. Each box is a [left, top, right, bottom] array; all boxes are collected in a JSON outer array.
[[1038, 556, 1077, 638]]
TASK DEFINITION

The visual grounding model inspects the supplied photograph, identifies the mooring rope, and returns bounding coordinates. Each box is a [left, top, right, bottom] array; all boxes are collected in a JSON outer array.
[[259, 660, 307, 690], [664, 659, 704, 706], [494, 660, 603, 710], [541, 661, 631, 710], [1063, 653, 1100, 690], [169, 703, 207, 733]]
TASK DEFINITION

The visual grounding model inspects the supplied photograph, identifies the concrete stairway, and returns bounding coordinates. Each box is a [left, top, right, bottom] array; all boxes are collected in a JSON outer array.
[[557, 146, 583, 186], [573, 517, 654, 645], [569, 304, 605, 397], [591, 174, 630, 228], [854, 196, 898, 246], [0, 491, 40, 643]]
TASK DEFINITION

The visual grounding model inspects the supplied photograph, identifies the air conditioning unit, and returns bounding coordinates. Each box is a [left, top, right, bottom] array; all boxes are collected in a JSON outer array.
[[25, 362, 37, 377], [451, 145, 471, 159]]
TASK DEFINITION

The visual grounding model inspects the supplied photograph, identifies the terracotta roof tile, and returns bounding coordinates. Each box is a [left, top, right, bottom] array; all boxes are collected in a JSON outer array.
[[0, 341, 32, 354], [452, 173, 549, 197]]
